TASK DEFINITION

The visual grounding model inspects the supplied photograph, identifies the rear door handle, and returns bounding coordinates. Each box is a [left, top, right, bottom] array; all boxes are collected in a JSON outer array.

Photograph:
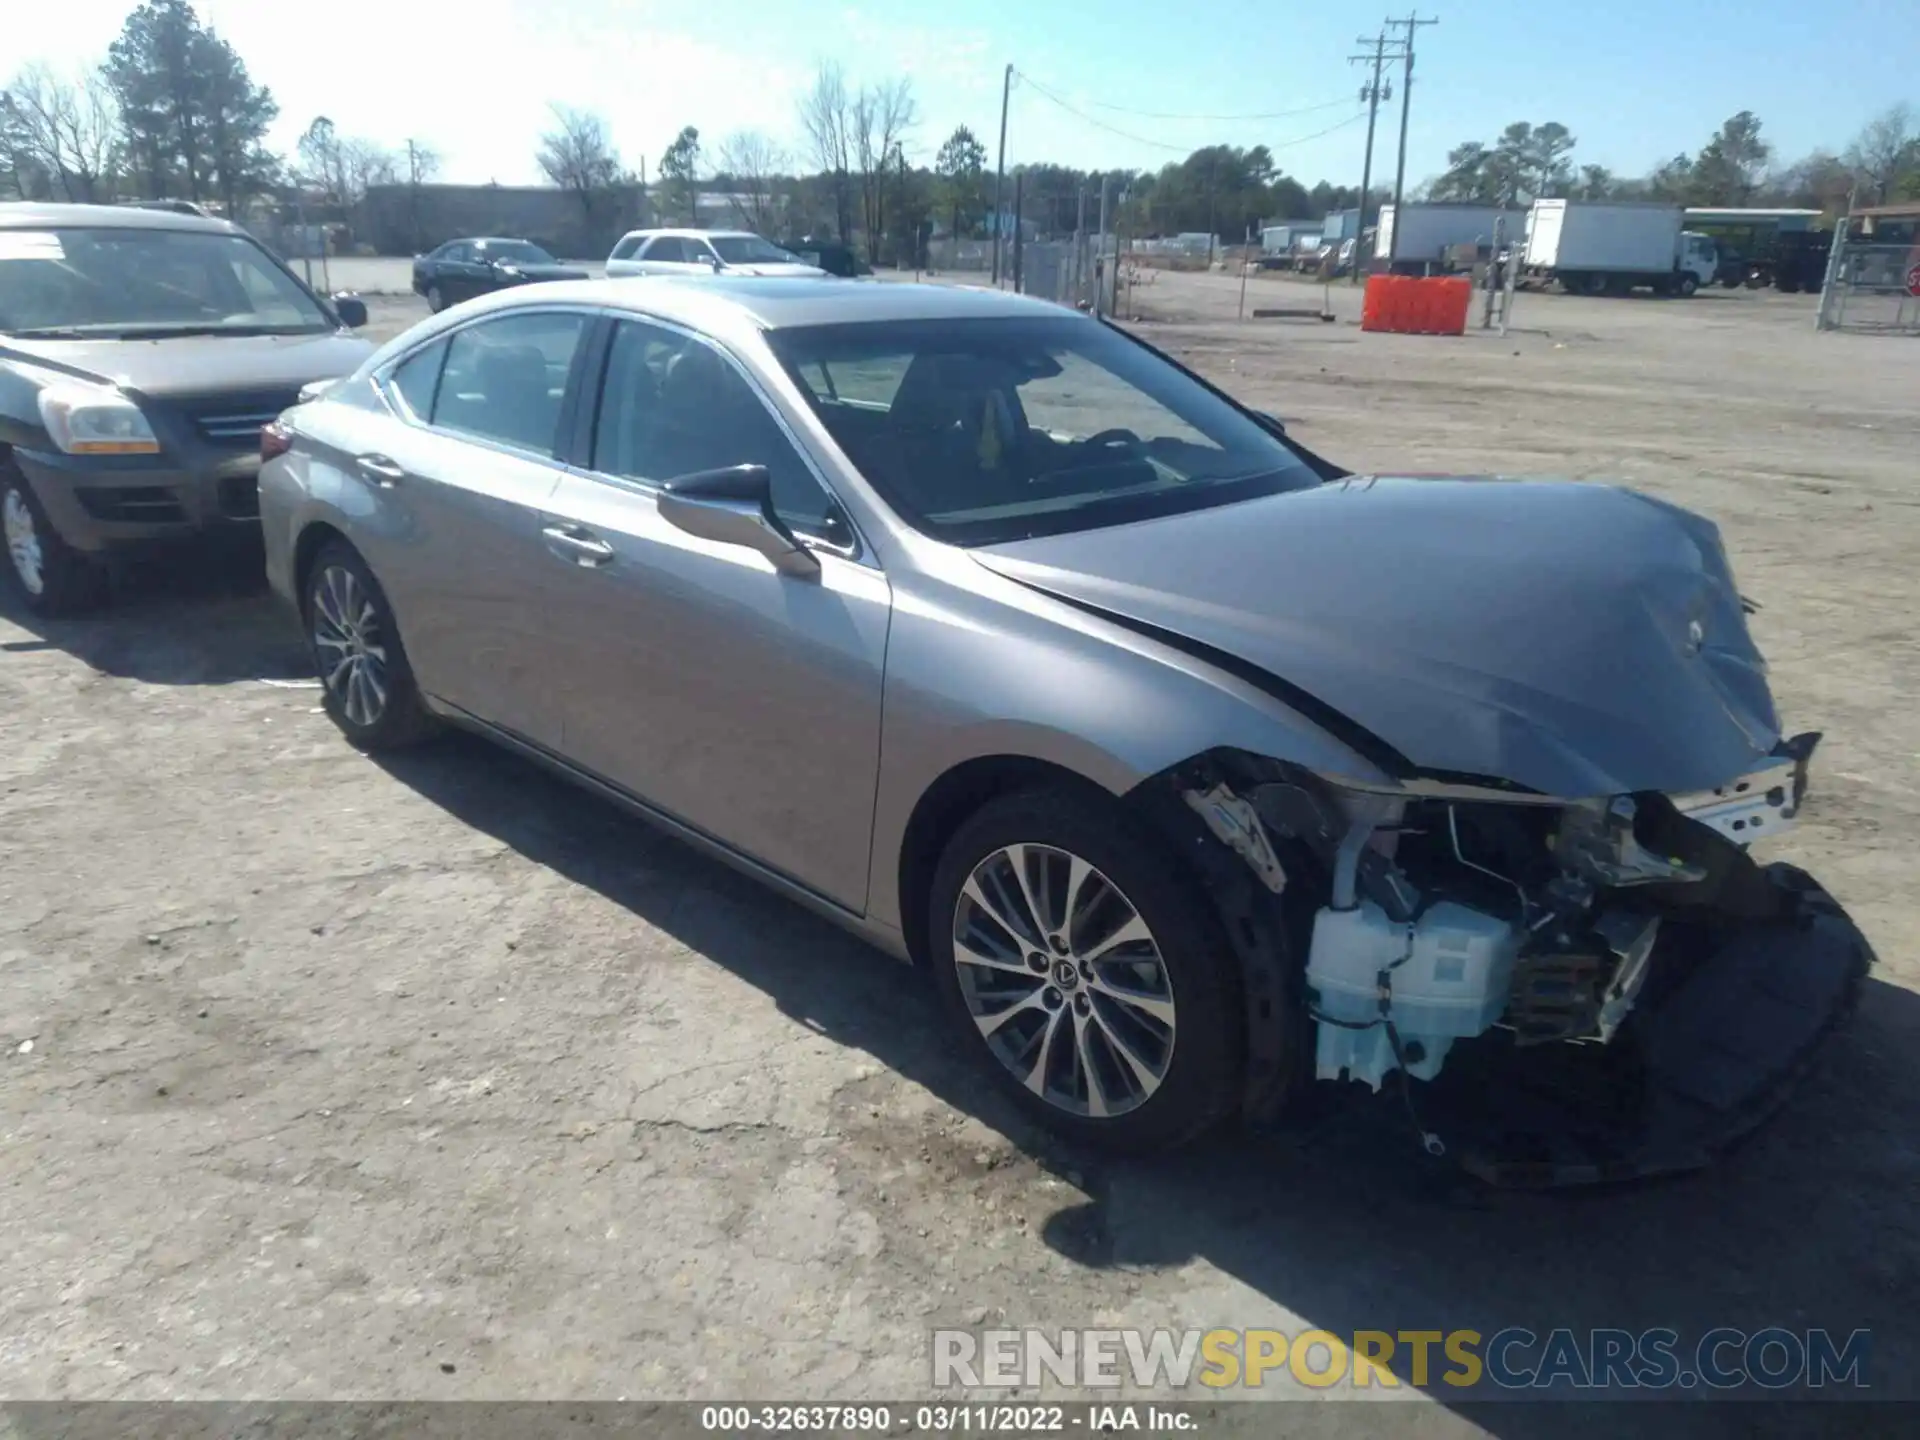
[[542, 524, 616, 567], [355, 454, 406, 486]]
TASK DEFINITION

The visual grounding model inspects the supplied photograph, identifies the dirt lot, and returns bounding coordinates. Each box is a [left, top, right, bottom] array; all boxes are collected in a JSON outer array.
[[3, 270, 1918, 1431]]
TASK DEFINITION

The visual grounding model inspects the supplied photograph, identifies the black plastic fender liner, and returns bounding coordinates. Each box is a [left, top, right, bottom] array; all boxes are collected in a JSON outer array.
[[1129, 754, 1321, 1125], [1436, 863, 1873, 1189]]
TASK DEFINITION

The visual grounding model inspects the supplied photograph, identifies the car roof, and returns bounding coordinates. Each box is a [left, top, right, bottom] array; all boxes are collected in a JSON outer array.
[[456, 236, 540, 247], [474, 275, 1068, 333], [0, 201, 241, 235]]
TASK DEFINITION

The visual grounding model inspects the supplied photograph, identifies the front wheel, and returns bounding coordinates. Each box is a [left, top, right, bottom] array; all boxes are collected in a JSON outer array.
[[425, 283, 446, 313], [1676, 273, 1700, 297], [927, 789, 1245, 1153], [304, 541, 438, 751], [1, 466, 103, 617]]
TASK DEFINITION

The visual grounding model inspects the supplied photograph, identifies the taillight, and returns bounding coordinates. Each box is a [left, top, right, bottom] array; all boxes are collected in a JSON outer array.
[[260, 420, 293, 462]]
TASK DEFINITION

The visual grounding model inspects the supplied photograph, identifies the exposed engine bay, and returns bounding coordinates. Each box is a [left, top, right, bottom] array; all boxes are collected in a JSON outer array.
[[1166, 734, 1869, 1185]]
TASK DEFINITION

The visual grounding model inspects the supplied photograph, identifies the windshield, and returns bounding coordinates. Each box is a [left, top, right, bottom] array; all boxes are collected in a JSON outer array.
[[0, 227, 336, 338], [712, 235, 803, 266], [769, 316, 1320, 545], [484, 241, 558, 266]]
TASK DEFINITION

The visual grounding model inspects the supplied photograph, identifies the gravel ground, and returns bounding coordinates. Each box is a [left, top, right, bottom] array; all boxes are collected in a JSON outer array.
[[3, 272, 1917, 1434]]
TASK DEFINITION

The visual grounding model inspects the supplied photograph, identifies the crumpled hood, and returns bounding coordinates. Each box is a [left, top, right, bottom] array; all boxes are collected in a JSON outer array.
[[2, 331, 375, 398], [975, 476, 1782, 798]]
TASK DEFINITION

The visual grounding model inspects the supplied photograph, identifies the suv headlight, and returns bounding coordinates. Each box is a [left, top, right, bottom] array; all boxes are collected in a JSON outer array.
[[37, 384, 161, 456]]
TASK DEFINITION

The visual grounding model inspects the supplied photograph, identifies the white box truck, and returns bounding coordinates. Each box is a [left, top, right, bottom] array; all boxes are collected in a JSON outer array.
[[1523, 199, 1720, 296], [1376, 204, 1525, 270]]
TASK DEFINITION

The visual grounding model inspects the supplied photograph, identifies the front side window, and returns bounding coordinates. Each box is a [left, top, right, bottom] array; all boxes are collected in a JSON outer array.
[[769, 316, 1318, 545], [0, 227, 334, 338], [710, 235, 802, 266], [431, 311, 587, 454], [591, 319, 842, 537], [641, 237, 688, 263]]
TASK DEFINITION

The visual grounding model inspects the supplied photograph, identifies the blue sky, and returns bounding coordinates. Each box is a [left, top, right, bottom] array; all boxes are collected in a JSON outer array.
[[18, 0, 1918, 189]]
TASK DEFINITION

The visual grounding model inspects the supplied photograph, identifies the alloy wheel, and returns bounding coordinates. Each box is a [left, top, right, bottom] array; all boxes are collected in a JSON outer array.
[[311, 564, 390, 728], [951, 842, 1177, 1119], [3, 487, 45, 597]]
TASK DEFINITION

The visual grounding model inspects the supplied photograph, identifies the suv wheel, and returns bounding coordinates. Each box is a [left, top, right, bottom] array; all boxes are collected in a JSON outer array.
[[305, 541, 438, 750], [927, 789, 1243, 1153], [1, 465, 103, 617]]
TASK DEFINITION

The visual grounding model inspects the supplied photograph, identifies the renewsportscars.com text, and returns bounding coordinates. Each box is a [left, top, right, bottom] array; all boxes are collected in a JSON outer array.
[[931, 1326, 1873, 1393]]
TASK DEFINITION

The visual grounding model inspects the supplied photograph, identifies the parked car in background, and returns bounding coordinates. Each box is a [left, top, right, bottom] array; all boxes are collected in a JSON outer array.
[[412, 238, 590, 313], [605, 229, 828, 279], [0, 202, 372, 615], [257, 276, 1866, 1177]]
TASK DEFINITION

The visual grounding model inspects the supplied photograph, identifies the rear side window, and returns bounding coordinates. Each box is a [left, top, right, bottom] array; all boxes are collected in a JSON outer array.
[[430, 311, 588, 455], [610, 235, 643, 261], [388, 339, 447, 420]]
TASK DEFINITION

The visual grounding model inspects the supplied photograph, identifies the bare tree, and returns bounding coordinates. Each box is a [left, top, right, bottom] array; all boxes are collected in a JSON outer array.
[[852, 77, 916, 262], [0, 63, 120, 202], [1846, 104, 1916, 205], [537, 104, 621, 221], [796, 63, 854, 240], [715, 130, 787, 234]]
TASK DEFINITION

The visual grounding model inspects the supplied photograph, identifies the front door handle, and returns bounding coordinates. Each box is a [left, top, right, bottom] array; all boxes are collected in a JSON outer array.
[[542, 525, 616, 567], [355, 454, 406, 486]]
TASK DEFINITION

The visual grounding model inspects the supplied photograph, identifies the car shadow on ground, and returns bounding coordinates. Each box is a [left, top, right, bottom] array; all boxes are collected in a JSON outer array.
[[379, 730, 1918, 1433], [0, 551, 311, 685]]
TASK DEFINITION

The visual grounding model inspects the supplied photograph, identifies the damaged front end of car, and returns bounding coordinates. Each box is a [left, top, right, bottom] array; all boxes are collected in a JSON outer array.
[[1138, 736, 1871, 1187]]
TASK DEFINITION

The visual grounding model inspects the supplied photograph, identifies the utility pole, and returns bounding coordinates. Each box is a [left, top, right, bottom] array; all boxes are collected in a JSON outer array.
[[1385, 12, 1439, 267], [1347, 31, 1393, 285], [991, 63, 1013, 285]]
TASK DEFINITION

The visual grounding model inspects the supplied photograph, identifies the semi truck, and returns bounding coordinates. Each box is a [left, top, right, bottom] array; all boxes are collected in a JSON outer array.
[[1522, 200, 1720, 296], [1376, 204, 1526, 273]]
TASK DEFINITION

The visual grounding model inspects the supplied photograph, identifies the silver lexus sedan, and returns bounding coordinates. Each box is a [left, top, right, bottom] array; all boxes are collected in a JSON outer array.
[[260, 278, 1869, 1180]]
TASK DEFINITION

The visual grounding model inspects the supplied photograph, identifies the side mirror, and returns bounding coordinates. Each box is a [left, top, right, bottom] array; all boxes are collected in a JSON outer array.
[[705, 254, 724, 272], [332, 293, 368, 329], [1257, 410, 1288, 435], [657, 464, 820, 577]]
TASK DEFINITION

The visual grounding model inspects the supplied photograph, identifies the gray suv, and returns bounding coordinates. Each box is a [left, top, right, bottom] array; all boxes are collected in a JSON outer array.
[[0, 203, 375, 614]]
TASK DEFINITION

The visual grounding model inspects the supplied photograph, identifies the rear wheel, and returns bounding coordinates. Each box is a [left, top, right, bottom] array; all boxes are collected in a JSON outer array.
[[1, 464, 104, 617], [1584, 272, 1612, 296], [927, 789, 1244, 1153], [304, 541, 438, 751]]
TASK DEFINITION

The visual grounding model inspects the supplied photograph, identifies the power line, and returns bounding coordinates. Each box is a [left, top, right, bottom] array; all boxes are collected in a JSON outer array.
[[1082, 95, 1360, 123], [1015, 70, 1366, 155]]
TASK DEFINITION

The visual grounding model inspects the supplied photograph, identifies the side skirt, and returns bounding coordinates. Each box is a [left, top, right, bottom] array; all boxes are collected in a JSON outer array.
[[422, 694, 913, 963]]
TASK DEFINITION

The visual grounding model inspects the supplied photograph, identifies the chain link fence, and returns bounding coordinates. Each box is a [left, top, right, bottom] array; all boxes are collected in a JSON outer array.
[[1817, 243, 1920, 334]]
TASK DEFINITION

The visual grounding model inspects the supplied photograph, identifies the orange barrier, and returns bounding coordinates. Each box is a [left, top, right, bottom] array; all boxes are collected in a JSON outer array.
[[1360, 274, 1472, 335]]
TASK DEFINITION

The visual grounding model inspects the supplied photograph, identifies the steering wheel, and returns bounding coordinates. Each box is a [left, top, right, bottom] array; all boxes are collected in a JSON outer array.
[[1083, 427, 1143, 450]]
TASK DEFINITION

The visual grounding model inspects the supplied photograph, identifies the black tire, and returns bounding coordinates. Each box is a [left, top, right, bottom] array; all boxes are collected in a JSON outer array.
[[425, 283, 446, 313], [1584, 273, 1612, 296], [927, 788, 1244, 1153], [1676, 273, 1699, 297], [1, 463, 105, 617], [302, 540, 438, 751]]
